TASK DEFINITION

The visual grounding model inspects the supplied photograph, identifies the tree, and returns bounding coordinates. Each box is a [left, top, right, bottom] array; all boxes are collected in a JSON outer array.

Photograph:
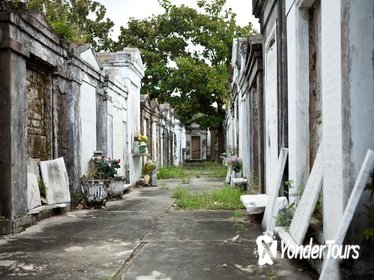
[[114, 0, 256, 129], [18, 0, 114, 51]]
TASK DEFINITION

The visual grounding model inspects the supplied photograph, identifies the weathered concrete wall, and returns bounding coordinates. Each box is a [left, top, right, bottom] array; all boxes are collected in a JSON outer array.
[[0, 5, 145, 233], [0, 49, 28, 220]]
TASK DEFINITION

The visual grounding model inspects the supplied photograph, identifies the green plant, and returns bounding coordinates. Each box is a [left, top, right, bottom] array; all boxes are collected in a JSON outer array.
[[158, 166, 187, 179], [234, 210, 246, 232], [275, 203, 296, 227], [143, 160, 157, 175], [96, 157, 120, 179], [227, 156, 242, 172], [171, 186, 188, 199], [172, 187, 245, 210], [38, 179, 47, 197]]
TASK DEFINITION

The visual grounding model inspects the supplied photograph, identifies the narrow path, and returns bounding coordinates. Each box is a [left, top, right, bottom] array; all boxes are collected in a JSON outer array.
[[0, 178, 316, 279]]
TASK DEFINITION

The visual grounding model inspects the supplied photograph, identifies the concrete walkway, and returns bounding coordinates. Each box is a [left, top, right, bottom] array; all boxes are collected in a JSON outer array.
[[0, 178, 316, 279]]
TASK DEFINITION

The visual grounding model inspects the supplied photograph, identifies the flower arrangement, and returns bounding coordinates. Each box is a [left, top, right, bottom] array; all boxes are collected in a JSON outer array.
[[137, 134, 149, 144], [85, 155, 121, 180], [96, 156, 121, 179], [143, 160, 158, 175], [227, 156, 242, 172]]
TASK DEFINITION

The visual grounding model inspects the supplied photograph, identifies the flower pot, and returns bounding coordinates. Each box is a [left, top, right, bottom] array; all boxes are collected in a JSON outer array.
[[108, 180, 124, 199], [81, 180, 107, 207], [139, 145, 147, 154], [151, 171, 158, 187], [235, 172, 242, 178], [144, 174, 151, 185]]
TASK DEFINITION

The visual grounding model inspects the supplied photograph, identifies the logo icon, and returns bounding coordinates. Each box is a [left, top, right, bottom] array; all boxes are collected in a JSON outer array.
[[256, 234, 277, 266]]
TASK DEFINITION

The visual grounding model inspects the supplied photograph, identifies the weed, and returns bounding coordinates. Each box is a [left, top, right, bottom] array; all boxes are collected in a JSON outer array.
[[38, 179, 47, 197], [275, 203, 296, 227], [173, 187, 246, 210], [234, 210, 246, 232], [158, 166, 187, 179], [171, 186, 188, 199]]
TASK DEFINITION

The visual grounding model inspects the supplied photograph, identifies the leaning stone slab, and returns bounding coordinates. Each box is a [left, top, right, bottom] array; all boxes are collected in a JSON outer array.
[[289, 144, 323, 245], [27, 172, 41, 211], [40, 157, 71, 205], [262, 148, 288, 232], [320, 149, 374, 280]]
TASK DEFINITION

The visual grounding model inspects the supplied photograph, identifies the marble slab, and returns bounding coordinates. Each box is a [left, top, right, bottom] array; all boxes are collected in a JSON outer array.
[[27, 172, 41, 210], [40, 157, 71, 205], [262, 148, 288, 231], [289, 144, 323, 245], [320, 150, 374, 279]]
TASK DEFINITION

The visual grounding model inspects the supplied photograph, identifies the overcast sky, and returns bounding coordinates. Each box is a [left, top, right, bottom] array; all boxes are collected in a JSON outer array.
[[97, 0, 260, 39]]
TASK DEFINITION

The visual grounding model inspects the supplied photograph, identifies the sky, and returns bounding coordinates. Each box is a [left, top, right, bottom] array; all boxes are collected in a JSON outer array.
[[97, 0, 260, 40]]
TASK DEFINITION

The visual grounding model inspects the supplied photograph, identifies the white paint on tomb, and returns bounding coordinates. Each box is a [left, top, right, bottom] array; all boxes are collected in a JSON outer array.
[[80, 79, 97, 175], [264, 25, 279, 196]]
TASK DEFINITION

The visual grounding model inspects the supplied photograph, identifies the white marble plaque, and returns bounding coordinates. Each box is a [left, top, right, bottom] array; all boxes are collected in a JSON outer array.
[[289, 145, 323, 245], [262, 148, 288, 231], [27, 172, 41, 210], [320, 149, 374, 280], [40, 157, 71, 204]]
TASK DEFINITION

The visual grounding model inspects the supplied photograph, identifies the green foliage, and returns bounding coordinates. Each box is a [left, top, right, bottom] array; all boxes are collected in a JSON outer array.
[[171, 186, 188, 199], [158, 166, 187, 179], [113, 0, 257, 129], [173, 186, 245, 210], [143, 160, 157, 175], [158, 162, 227, 179], [18, 0, 114, 50], [96, 158, 120, 179], [38, 179, 47, 197], [275, 203, 296, 227]]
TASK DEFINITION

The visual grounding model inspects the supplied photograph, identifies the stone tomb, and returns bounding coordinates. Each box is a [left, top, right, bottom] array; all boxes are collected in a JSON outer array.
[[40, 157, 71, 205], [320, 149, 374, 280], [262, 148, 289, 232]]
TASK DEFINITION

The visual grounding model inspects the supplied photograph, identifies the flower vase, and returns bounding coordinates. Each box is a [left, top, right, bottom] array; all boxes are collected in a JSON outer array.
[[235, 171, 242, 178], [139, 141, 147, 154], [151, 171, 158, 187], [144, 175, 150, 185]]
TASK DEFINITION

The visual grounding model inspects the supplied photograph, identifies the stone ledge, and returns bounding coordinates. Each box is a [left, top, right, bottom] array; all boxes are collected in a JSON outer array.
[[0, 203, 69, 236]]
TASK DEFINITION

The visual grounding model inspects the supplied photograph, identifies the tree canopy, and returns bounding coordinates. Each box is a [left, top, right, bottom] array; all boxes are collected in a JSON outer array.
[[19, 0, 114, 51], [113, 0, 256, 128]]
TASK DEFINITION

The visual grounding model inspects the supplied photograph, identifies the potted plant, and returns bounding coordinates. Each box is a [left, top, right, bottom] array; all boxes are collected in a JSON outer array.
[[143, 160, 158, 186], [136, 134, 149, 154], [97, 156, 126, 199], [81, 153, 124, 206], [80, 162, 108, 208], [228, 156, 242, 178]]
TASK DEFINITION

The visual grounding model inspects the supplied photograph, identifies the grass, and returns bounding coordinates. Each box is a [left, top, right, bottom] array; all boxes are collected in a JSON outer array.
[[158, 161, 227, 179], [172, 186, 245, 210], [158, 166, 187, 179]]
